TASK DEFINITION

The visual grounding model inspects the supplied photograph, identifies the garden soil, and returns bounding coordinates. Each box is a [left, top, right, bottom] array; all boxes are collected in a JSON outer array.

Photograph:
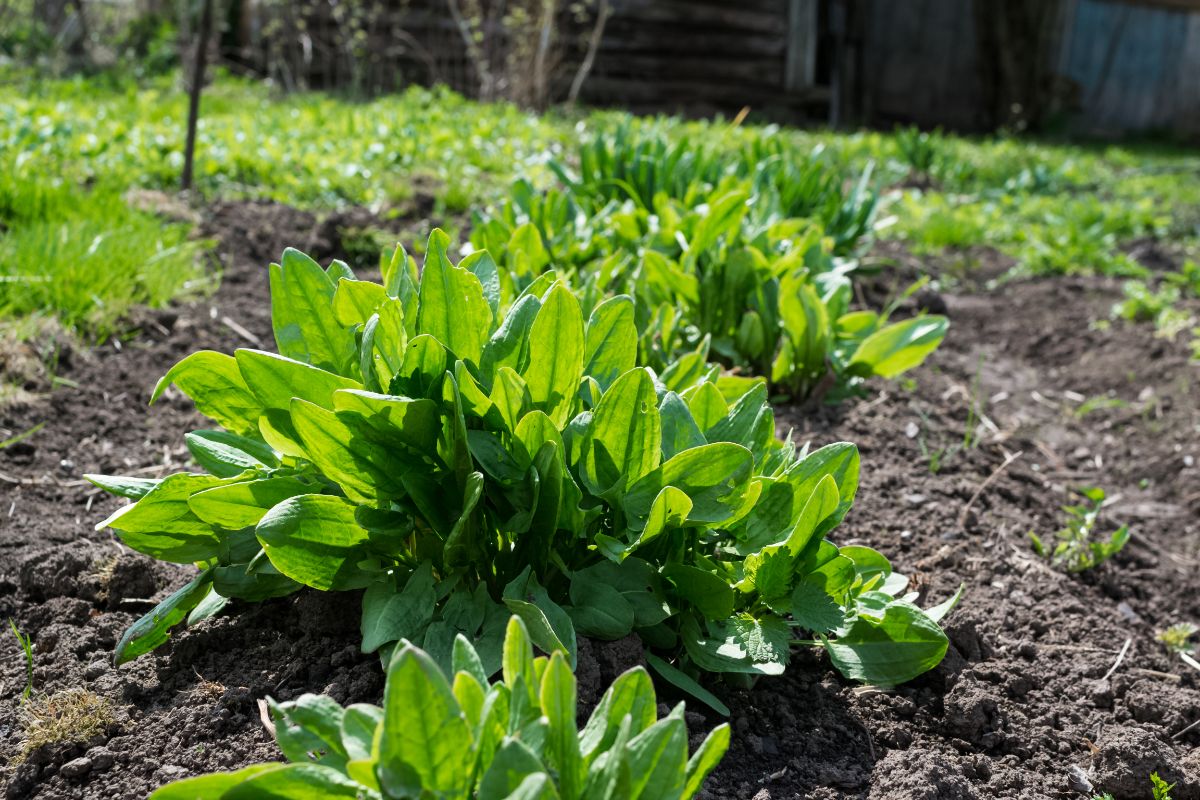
[[1, 207, 1198, 799]]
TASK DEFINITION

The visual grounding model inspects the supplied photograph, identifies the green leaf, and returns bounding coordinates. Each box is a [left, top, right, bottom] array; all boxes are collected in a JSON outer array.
[[235, 349, 361, 411], [680, 616, 786, 676], [683, 723, 730, 799], [580, 368, 661, 498], [115, 568, 213, 665], [579, 667, 657, 763], [256, 495, 372, 591], [148, 764, 287, 799], [481, 294, 541, 383], [360, 564, 438, 653], [583, 296, 638, 391], [503, 568, 577, 667], [658, 392, 706, 461], [151, 351, 263, 437], [789, 580, 845, 634], [378, 644, 473, 798], [539, 652, 582, 799], [505, 773, 562, 800], [729, 613, 790, 665], [823, 602, 949, 686], [478, 739, 546, 800], [188, 476, 313, 530], [568, 574, 636, 639], [340, 704, 383, 762], [97, 473, 237, 563], [624, 443, 754, 527], [270, 694, 348, 769], [332, 278, 388, 327], [222, 763, 367, 799], [269, 250, 357, 375], [523, 283, 584, 426], [184, 430, 278, 478], [662, 564, 733, 621], [84, 474, 160, 500], [290, 400, 409, 503], [644, 654, 729, 717], [417, 229, 492, 365], [848, 315, 948, 379], [625, 715, 687, 800]]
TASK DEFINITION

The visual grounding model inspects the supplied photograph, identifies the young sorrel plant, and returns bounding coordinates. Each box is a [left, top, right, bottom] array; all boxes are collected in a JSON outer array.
[[151, 615, 730, 800], [474, 183, 947, 402], [89, 234, 957, 707]]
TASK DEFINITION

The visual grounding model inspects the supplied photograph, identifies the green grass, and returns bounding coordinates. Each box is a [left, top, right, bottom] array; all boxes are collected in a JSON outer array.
[[1, 67, 1199, 364]]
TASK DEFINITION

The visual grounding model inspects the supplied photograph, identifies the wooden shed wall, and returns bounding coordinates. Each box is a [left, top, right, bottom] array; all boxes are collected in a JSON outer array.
[[1059, 0, 1200, 136], [581, 0, 827, 119]]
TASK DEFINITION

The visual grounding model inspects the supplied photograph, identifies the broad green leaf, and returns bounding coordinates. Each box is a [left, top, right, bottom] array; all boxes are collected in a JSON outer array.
[[97, 473, 238, 563], [256, 495, 372, 591], [114, 568, 213, 665], [789, 579, 845, 634], [625, 715, 687, 800], [662, 564, 733, 621], [269, 250, 357, 375], [539, 653, 582, 799], [583, 296, 638, 391], [461, 249, 502, 317], [332, 278, 388, 327], [658, 392, 706, 461], [291, 400, 409, 502], [624, 443, 754, 527], [680, 616, 787, 676], [849, 315, 948, 378], [823, 602, 949, 686], [235, 349, 361, 411], [684, 382, 727, 431], [683, 723, 730, 799], [148, 764, 286, 799], [151, 351, 263, 437], [184, 430, 278, 478], [580, 368, 660, 497], [270, 694, 348, 769], [360, 564, 438, 653], [505, 773, 561, 800], [481, 294, 541, 383], [379, 644, 473, 797], [332, 390, 441, 456], [503, 568, 577, 667], [568, 575, 635, 639], [523, 283, 584, 426], [579, 667, 657, 763], [417, 229, 492, 365], [478, 739, 546, 800], [222, 762, 367, 799], [84, 474, 159, 500], [341, 704, 383, 763], [189, 476, 313, 529]]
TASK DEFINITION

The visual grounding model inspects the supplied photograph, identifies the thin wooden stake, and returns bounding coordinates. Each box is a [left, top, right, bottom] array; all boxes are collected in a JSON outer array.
[[182, 0, 215, 191]]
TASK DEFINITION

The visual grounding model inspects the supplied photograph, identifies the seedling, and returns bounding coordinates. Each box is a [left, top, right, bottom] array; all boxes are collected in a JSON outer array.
[[1156, 622, 1197, 655], [1151, 772, 1176, 800], [151, 616, 731, 799], [9, 618, 34, 701], [1029, 487, 1130, 573]]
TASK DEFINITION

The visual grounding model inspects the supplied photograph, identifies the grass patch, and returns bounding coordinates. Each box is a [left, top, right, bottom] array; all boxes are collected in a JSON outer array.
[[14, 689, 117, 763]]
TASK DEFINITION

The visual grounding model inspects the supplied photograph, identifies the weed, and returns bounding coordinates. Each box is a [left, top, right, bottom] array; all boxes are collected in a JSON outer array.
[[15, 689, 116, 763], [1029, 487, 1130, 573], [1151, 772, 1175, 800], [9, 619, 34, 701], [1157, 622, 1197, 655]]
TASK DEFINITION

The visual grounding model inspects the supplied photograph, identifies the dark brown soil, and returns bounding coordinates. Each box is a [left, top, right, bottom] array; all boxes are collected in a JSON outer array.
[[2, 219, 1198, 799]]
